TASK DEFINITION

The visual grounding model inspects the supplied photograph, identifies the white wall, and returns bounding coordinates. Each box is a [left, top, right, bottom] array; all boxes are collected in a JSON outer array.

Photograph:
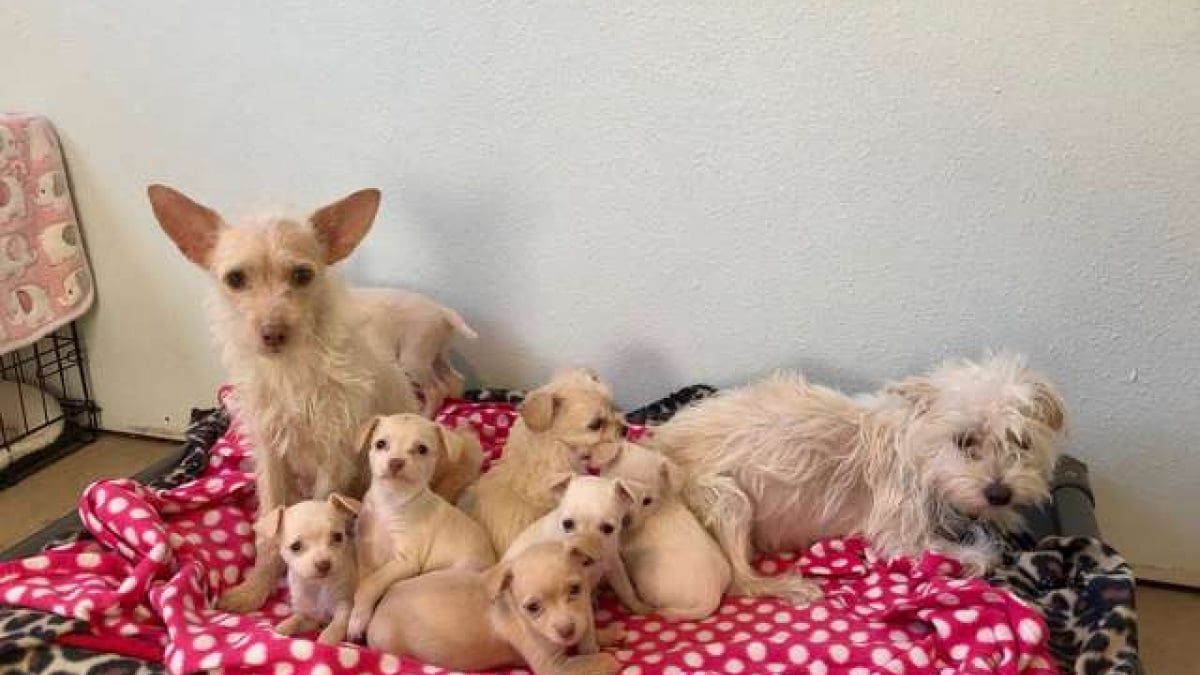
[[3, 2, 1197, 581]]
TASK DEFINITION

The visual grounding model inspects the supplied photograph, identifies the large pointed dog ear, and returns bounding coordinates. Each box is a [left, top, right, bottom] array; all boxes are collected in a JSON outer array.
[[328, 493, 362, 518], [482, 561, 514, 602], [356, 416, 383, 455], [309, 188, 381, 264], [147, 185, 223, 268], [520, 389, 560, 432], [254, 506, 286, 540]]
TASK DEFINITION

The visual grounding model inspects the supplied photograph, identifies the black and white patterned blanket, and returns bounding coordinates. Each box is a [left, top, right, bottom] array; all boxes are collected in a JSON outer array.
[[0, 389, 1140, 675]]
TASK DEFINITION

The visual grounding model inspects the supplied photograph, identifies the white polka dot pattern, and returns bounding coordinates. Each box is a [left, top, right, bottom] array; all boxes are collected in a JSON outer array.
[[0, 390, 1058, 675]]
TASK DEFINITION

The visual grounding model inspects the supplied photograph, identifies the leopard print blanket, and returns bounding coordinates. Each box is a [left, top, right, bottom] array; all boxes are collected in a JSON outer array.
[[0, 390, 1141, 675]]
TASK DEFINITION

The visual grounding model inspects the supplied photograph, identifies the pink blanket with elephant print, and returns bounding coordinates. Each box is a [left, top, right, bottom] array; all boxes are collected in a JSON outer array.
[[0, 113, 94, 353]]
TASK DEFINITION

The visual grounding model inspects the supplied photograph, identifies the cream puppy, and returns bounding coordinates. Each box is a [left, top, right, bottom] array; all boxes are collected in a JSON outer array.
[[349, 414, 496, 640], [367, 540, 620, 675], [602, 442, 731, 620], [459, 368, 624, 554], [506, 474, 650, 615], [266, 495, 360, 645]]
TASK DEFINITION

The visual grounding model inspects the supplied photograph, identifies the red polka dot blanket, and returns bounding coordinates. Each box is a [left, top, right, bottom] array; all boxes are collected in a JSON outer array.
[[0, 389, 1058, 675]]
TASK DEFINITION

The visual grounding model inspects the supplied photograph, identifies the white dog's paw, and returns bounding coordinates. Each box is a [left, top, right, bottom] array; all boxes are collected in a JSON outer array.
[[347, 610, 370, 642]]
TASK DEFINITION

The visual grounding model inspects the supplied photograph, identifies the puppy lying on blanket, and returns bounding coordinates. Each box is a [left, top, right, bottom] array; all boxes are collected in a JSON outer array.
[[264, 495, 360, 645], [602, 442, 731, 620], [506, 474, 650, 615], [367, 539, 621, 675], [349, 414, 496, 640], [459, 368, 624, 554]]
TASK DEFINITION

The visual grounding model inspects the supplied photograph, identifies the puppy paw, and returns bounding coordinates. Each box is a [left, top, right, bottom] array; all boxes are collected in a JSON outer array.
[[217, 582, 270, 613], [317, 624, 346, 645], [564, 652, 622, 675], [595, 626, 625, 647], [346, 610, 370, 642]]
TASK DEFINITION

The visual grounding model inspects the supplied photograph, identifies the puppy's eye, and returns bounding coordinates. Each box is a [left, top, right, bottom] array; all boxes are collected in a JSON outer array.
[[1007, 431, 1031, 450], [331, 532, 344, 545], [567, 583, 583, 597], [415, 443, 429, 456], [290, 265, 314, 287], [374, 438, 387, 451], [524, 600, 542, 615], [954, 432, 979, 450], [289, 540, 303, 553], [642, 497, 654, 507], [587, 417, 604, 432], [223, 269, 247, 291], [599, 522, 615, 535], [561, 518, 575, 533]]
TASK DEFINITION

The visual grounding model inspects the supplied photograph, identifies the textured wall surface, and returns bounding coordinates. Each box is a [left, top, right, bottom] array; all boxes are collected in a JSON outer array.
[[2, 2, 1197, 579]]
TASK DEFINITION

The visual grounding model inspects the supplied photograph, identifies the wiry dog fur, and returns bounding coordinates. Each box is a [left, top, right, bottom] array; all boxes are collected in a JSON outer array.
[[147, 185, 421, 612], [602, 442, 731, 620], [367, 540, 621, 675], [652, 353, 1067, 602], [264, 495, 360, 645], [458, 368, 624, 554], [354, 287, 477, 416]]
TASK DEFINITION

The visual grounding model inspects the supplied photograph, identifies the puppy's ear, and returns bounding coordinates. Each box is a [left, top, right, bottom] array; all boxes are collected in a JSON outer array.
[[147, 185, 223, 268], [544, 472, 574, 497], [309, 188, 381, 264], [328, 493, 362, 518], [520, 390, 560, 432], [613, 478, 637, 506], [483, 561, 514, 602], [436, 425, 461, 466], [254, 506, 286, 540], [1027, 379, 1067, 433], [659, 457, 685, 495], [356, 416, 383, 455], [886, 377, 938, 414]]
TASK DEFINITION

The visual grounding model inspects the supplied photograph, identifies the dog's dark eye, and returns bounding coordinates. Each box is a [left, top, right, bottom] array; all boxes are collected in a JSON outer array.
[[587, 417, 604, 432], [567, 583, 583, 597], [1007, 431, 1031, 451], [373, 438, 387, 451], [561, 518, 575, 532], [289, 540, 303, 553], [224, 269, 246, 291], [523, 600, 542, 615], [415, 443, 429, 456], [331, 532, 344, 545], [290, 265, 315, 287], [599, 522, 615, 535], [642, 497, 654, 507], [954, 432, 979, 450]]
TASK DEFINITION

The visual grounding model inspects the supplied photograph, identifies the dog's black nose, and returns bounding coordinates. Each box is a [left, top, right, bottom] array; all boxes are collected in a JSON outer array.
[[314, 559, 331, 575], [984, 482, 1013, 506], [260, 325, 289, 349], [556, 623, 576, 640]]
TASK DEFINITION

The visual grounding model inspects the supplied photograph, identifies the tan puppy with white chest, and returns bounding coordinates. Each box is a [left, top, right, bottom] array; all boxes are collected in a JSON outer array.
[[265, 495, 360, 645], [349, 414, 496, 640], [506, 474, 650, 615], [367, 540, 620, 675], [459, 368, 624, 554], [602, 442, 731, 620]]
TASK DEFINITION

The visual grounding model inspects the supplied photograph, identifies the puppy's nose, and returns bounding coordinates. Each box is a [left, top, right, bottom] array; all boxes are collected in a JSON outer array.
[[556, 622, 576, 641], [260, 324, 289, 349], [387, 458, 406, 475], [314, 559, 331, 575], [984, 482, 1013, 506]]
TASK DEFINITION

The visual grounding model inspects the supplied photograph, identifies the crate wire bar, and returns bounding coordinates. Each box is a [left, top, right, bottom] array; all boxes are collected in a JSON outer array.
[[0, 322, 100, 488]]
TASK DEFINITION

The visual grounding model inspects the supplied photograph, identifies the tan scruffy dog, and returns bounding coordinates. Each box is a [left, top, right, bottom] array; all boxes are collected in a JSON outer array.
[[602, 442, 731, 620], [354, 287, 478, 416], [147, 185, 421, 612], [265, 495, 360, 645], [653, 353, 1067, 603], [367, 539, 621, 675], [349, 414, 496, 641], [458, 368, 624, 554], [506, 474, 650, 615]]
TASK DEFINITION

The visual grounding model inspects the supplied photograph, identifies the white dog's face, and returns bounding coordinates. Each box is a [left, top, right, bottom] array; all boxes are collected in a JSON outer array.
[[361, 414, 441, 486], [888, 354, 1066, 529], [548, 474, 635, 544], [260, 495, 360, 582]]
